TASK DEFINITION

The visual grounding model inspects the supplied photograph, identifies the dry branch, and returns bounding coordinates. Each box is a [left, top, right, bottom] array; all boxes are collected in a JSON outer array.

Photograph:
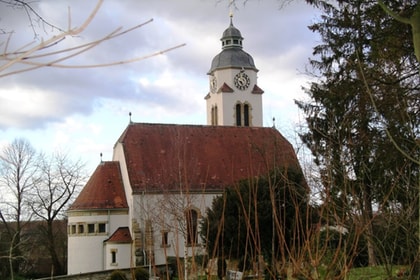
[[0, 0, 185, 78]]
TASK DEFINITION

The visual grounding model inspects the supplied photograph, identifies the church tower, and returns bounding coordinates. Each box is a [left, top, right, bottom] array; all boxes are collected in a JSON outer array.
[[205, 16, 264, 127]]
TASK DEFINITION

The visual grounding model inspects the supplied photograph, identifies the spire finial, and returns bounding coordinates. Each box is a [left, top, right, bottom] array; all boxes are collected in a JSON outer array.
[[272, 117, 276, 128], [100, 152, 103, 163], [229, 0, 234, 25], [129, 112, 132, 124]]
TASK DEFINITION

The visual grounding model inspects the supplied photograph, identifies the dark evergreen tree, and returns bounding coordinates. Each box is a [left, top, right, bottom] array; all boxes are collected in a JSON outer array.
[[297, 0, 419, 271], [201, 168, 310, 276]]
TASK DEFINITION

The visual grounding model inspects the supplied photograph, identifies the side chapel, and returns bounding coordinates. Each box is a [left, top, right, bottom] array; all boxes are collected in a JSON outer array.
[[67, 18, 302, 275]]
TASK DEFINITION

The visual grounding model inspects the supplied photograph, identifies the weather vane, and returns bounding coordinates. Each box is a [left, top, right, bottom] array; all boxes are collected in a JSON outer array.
[[229, 0, 234, 20]]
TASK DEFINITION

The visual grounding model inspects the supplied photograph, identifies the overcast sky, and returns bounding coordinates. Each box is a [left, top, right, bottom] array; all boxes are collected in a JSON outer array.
[[0, 0, 319, 173]]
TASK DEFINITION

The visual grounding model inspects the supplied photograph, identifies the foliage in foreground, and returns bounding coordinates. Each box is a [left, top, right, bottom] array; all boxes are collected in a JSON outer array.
[[135, 267, 150, 280], [201, 167, 312, 277], [109, 270, 127, 280], [296, 0, 419, 276], [199, 1, 419, 279]]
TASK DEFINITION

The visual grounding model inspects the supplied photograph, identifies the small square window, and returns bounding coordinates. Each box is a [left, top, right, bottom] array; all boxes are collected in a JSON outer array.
[[98, 223, 106, 233], [88, 223, 95, 233], [78, 224, 84, 234], [71, 225, 76, 235]]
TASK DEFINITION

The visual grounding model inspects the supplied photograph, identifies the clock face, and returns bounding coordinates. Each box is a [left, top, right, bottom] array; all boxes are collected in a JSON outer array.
[[210, 76, 217, 92], [234, 72, 250, 90]]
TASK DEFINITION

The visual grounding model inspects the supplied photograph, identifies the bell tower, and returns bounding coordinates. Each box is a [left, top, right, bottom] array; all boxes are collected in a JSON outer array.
[[205, 16, 264, 127]]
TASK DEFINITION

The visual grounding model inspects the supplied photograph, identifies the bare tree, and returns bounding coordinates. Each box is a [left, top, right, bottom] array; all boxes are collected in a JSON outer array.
[[0, 138, 38, 277], [28, 152, 87, 275]]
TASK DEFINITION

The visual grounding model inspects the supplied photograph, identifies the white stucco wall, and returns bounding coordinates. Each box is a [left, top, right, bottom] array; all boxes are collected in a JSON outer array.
[[67, 210, 129, 274], [113, 143, 135, 225], [69, 134, 228, 273], [104, 242, 132, 271], [132, 192, 221, 266], [206, 68, 262, 127]]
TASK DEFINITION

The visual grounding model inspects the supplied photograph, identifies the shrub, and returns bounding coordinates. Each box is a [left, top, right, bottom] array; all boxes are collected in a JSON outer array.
[[109, 270, 128, 280], [135, 267, 149, 280]]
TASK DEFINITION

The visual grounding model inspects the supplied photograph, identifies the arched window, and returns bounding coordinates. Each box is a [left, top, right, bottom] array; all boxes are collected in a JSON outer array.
[[185, 209, 198, 246], [236, 104, 242, 126], [235, 102, 252, 127], [244, 104, 249, 127]]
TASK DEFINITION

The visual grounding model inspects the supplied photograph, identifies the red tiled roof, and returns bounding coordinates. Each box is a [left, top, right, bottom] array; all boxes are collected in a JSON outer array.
[[252, 84, 264, 94], [117, 123, 301, 193], [217, 82, 234, 93], [69, 161, 128, 211], [105, 227, 132, 243]]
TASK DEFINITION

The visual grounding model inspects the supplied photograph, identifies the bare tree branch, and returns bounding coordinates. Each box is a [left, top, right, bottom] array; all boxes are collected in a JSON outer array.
[[0, 0, 65, 37], [0, 0, 185, 78]]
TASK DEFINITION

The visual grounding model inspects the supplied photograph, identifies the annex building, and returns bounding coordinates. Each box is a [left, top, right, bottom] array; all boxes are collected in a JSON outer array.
[[67, 18, 302, 276]]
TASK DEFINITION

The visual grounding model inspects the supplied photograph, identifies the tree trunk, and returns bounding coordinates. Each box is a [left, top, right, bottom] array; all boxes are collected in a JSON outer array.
[[47, 221, 63, 275], [363, 184, 377, 266]]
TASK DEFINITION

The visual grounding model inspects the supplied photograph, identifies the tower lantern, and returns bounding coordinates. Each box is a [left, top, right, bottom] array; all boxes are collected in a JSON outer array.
[[205, 17, 264, 127]]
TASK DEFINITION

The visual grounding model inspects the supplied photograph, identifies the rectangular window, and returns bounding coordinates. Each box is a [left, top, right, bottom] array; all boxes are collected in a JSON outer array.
[[71, 225, 76, 235], [186, 209, 198, 246], [111, 249, 118, 265], [78, 224, 84, 234], [161, 230, 170, 247], [88, 223, 95, 233], [244, 104, 249, 127], [98, 223, 106, 233], [236, 104, 242, 126]]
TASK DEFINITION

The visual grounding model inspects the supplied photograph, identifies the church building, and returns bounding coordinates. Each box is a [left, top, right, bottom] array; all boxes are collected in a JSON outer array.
[[67, 18, 302, 276]]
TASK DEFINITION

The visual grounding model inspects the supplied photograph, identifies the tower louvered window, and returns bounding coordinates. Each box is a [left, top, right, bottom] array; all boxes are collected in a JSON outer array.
[[244, 104, 249, 126], [235, 103, 251, 127], [236, 104, 242, 126]]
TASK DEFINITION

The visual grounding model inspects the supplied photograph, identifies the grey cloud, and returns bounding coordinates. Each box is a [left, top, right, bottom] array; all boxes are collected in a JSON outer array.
[[0, 0, 318, 131]]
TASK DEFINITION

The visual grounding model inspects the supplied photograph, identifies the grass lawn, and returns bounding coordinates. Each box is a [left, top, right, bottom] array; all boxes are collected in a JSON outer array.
[[346, 265, 406, 280]]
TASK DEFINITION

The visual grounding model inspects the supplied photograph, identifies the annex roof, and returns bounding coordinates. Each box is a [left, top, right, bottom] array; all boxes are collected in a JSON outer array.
[[116, 123, 301, 193], [105, 227, 132, 243], [69, 161, 128, 211]]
